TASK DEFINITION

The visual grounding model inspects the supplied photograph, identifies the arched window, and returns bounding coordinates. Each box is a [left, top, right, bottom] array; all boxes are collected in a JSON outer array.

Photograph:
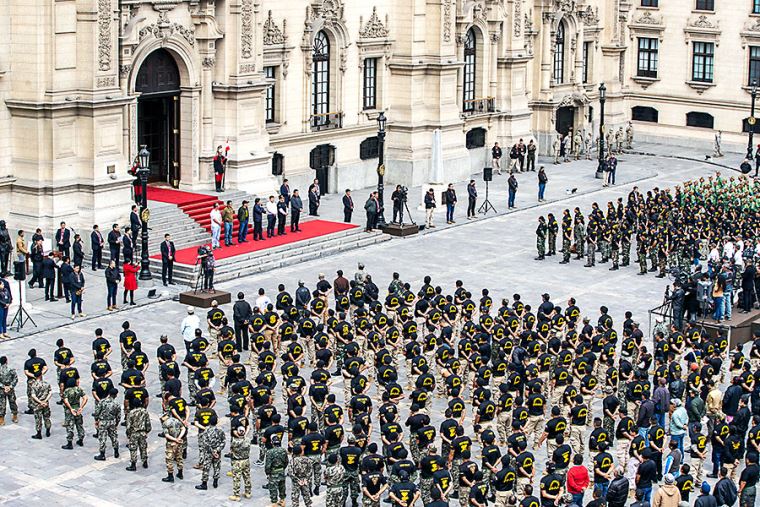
[[463, 28, 476, 112], [553, 22, 565, 84], [312, 31, 330, 119]]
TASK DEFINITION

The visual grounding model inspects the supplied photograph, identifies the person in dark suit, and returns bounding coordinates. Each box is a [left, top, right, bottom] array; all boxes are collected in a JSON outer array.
[[160, 233, 176, 286], [29, 238, 45, 288], [122, 227, 134, 264], [237, 200, 250, 243], [129, 205, 141, 246], [55, 222, 71, 259], [72, 234, 84, 268], [308, 180, 320, 216], [232, 292, 252, 351], [277, 195, 287, 235], [42, 252, 57, 301], [107, 224, 121, 269], [279, 179, 290, 208], [290, 190, 303, 232], [60, 257, 73, 303], [252, 198, 264, 241], [342, 189, 354, 223], [90, 225, 104, 270]]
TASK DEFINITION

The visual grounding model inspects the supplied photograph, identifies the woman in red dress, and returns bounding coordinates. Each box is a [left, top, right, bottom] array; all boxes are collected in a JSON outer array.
[[123, 261, 139, 305]]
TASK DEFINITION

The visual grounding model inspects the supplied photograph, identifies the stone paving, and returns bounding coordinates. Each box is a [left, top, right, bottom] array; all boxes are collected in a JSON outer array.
[[0, 151, 740, 505]]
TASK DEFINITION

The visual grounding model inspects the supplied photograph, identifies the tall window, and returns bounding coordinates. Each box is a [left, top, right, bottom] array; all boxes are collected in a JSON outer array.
[[582, 41, 591, 83], [692, 41, 714, 82], [637, 38, 659, 78], [641, 0, 658, 6], [312, 31, 330, 118], [695, 0, 714, 10], [754, 0, 760, 14], [463, 29, 476, 111], [363, 58, 377, 110], [553, 22, 565, 84], [264, 66, 276, 123], [750, 47, 760, 85]]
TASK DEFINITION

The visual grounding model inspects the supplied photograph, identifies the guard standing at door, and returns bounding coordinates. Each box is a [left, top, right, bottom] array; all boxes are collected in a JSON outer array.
[[213, 145, 228, 193]]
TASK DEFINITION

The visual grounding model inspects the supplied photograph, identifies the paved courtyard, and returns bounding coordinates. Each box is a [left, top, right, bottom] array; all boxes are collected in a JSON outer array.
[[0, 150, 742, 505]]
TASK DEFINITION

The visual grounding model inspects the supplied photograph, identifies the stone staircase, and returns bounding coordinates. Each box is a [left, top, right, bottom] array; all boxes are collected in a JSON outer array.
[[151, 227, 392, 287]]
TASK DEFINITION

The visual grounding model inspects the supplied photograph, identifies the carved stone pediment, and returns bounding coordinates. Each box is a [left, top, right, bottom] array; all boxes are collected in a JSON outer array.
[[683, 14, 720, 45], [263, 10, 287, 46], [138, 21, 195, 46], [359, 7, 389, 39]]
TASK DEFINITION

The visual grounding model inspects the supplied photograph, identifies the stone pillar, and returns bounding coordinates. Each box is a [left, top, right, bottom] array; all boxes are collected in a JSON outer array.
[[574, 23, 584, 85], [540, 12, 554, 92]]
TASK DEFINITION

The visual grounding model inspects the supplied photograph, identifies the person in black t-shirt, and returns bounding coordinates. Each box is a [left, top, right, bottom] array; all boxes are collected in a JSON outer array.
[[389, 470, 419, 507]]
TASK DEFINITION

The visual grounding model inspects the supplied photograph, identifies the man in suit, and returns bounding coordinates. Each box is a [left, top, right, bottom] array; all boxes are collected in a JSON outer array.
[[29, 238, 45, 288], [122, 226, 134, 264], [60, 257, 73, 303], [280, 178, 291, 208], [342, 189, 354, 223], [160, 233, 176, 286], [252, 198, 264, 241], [55, 222, 71, 259], [107, 224, 121, 269], [364, 191, 380, 232], [129, 205, 141, 247], [290, 190, 303, 233], [42, 252, 58, 301], [308, 180, 320, 216], [232, 292, 252, 351], [72, 234, 84, 268], [90, 225, 104, 270], [237, 200, 250, 243]]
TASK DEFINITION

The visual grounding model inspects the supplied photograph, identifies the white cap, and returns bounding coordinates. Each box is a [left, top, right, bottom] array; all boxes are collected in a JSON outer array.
[[187, 306, 194, 314]]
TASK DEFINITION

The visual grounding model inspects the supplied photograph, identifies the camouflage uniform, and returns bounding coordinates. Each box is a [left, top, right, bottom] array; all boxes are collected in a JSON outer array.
[[324, 462, 345, 507], [126, 406, 151, 464], [163, 416, 185, 474], [290, 455, 313, 507], [94, 397, 121, 454], [230, 432, 252, 497], [30, 378, 52, 433], [535, 220, 547, 259], [63, 386, 86, 442], [265, 445, 289, 503], [0, 363, 19, 419], [199, 425, 226, 482]]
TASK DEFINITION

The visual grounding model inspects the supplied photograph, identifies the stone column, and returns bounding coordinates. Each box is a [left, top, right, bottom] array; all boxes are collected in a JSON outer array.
[[540, 12, 554, 92], [573, 23, 584, 85]]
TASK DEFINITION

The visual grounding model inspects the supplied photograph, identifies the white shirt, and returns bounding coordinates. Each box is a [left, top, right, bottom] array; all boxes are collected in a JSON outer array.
[[255, 295, 272, 313], [265, 201, 277, 216], [180, 314, 201, 342], [210, 208, 222, 226], [708, 247, 720, 263], [722, 241, 735, 259]]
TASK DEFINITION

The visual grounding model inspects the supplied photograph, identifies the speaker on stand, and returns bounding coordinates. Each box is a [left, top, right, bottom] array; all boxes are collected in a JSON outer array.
[[10, 260, 36, 331], [478, 167, 497, 215]]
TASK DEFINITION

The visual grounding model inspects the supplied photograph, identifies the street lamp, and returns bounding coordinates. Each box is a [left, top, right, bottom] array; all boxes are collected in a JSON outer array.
[[376, 112, 387, 228], [596, 82, 607, 178], [748, 80, 758, 160], [137, 145, 152, 280]]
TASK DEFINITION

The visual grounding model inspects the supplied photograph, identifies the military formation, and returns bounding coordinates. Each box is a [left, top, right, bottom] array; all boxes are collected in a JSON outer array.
[[0, 255, 759, 507]]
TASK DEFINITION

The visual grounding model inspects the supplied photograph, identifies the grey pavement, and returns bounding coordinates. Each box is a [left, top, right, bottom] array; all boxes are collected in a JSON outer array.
[[0, 151, 733, 505]]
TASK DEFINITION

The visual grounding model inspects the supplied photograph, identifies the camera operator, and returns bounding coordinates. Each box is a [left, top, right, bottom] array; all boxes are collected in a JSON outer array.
[[667, 280, 686, 330], [391, 185, 404, 224], [196, 244, 216, 293]]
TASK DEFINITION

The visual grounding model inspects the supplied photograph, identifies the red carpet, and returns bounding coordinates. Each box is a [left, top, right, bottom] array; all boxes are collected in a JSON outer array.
[[153, 220, 359, 264], [147, 186, 218, 206]]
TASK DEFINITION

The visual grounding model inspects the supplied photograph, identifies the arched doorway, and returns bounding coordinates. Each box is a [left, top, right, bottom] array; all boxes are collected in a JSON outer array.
[[309, 144, 335, 194], [556, 106, 575, 136], [136, 49, 181, 186]]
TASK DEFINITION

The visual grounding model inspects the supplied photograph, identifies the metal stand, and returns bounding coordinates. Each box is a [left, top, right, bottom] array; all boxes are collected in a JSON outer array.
[[478, 180, 497, 215], [193, 257, 203, 294], [10, 280, 36, 331], [398, 197, 416, 226]]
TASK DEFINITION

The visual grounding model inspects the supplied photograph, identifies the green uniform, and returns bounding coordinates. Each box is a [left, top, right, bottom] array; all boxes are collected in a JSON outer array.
[[199, 425, 226, 482], [0, 364, 18, 418], [290, 455, 314, 507], [536, 220, 547, 259], [93, 397, 121, 453], [63, 386, 85, 442], [30, 378, 52, 433], [265, 446, 289, 503], [126, 406, 151, 463], [230, 433, 252, 496]]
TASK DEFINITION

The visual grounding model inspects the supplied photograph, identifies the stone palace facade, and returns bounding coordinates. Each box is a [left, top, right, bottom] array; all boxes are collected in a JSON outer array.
[[0, 0, 756, 230]]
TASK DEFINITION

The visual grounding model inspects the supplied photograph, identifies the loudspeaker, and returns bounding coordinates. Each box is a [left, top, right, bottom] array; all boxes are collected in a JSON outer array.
[[483, 167, 493, 182], [13, 261, 26, 281]]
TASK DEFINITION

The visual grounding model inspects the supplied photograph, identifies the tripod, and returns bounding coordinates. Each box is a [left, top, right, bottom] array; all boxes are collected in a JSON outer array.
[[193, 257, 203, 294], [398, 196, 416, 226], [10, 280, 36, 331], [478, 180, 497, 215]]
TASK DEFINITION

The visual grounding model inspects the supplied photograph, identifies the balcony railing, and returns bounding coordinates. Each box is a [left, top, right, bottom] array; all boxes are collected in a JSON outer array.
[[310, 111, 343, 132], [462, 97, 496, 116]]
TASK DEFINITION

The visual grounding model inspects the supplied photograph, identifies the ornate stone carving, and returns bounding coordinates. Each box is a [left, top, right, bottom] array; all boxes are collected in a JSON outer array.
[[263, 10, 286, 46], [359, 7, 389, 39], [579, 5, 599, 25], [202, 57, 215, 68], [473, 2, 487, 20], [321, 0, 344, 21], [525, 10, 533, 33], [119, 64, 132, 77], [443, 0, 452, 42], [97, 76, 116, 88], [490, 32, 501, 43], [746, 18, 760, 32], [139, 21, 195, 45], [514, 0, 522, 37], [554, 0, 575, 14], [690, 14, 716, 29], [241, 0, 253, 58], [98, 0, 112, 72], [634, 10, 661, 25], [542, 11, 555, 24], [239, 63, 256, 74]]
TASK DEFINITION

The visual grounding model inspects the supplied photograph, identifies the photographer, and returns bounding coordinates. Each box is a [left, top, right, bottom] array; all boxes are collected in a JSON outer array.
[[196, 245, 215, 293], [391, 185, 404, 224], [667, 281, 686, 330]]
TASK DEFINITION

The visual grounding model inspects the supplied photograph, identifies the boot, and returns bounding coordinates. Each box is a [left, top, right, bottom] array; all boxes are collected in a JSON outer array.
[[76, 438, 84, 447], [24, 408, 34, 415], [32, 431, 42, 439], [228, 496, 240, 502], [61, 441, 73, 450], [114, 447, 119, 458], [182, 449, 187, 459], [0, 416, 4, 425], [534, 256, 544, 260], [176, 469, 184, 480], [162, 473, 175, 483], [126, 463, 137, 471], [559, 260, 569, 264], [213, 478, 218, 488], [609, 265, 618, 271], [11, 414, 17, 423], [313, 486, 320, 496], [45, 427, 51, 437], [94, 451, 106, 461], [195, 481, 208, 490], [143, 460, 148, 469]]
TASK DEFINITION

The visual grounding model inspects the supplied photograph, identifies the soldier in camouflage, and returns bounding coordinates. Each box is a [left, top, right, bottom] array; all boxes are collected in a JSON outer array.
[[0, 356, 19, 424], [196, 412, 226, 490], [161, 413, 186, 483], [61, 378, 87, 449], [265, 434, 288, 506], [228, 424, 252, 501], [125, 396, 151, 470], [289, 445, 313, 507], [535, 216, 547, 261], [29, 374, 52, 439], [93, 388, 121, 460], [560, 210, 573, 264], [324, 453, 344, 507]]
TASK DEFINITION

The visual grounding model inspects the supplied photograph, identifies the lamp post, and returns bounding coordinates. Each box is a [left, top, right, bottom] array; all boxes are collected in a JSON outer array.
[[376, 112, 387, 228], [596, 82, 607, 178], [748, 81, 758, 160], [137, 145, 152, 280]]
